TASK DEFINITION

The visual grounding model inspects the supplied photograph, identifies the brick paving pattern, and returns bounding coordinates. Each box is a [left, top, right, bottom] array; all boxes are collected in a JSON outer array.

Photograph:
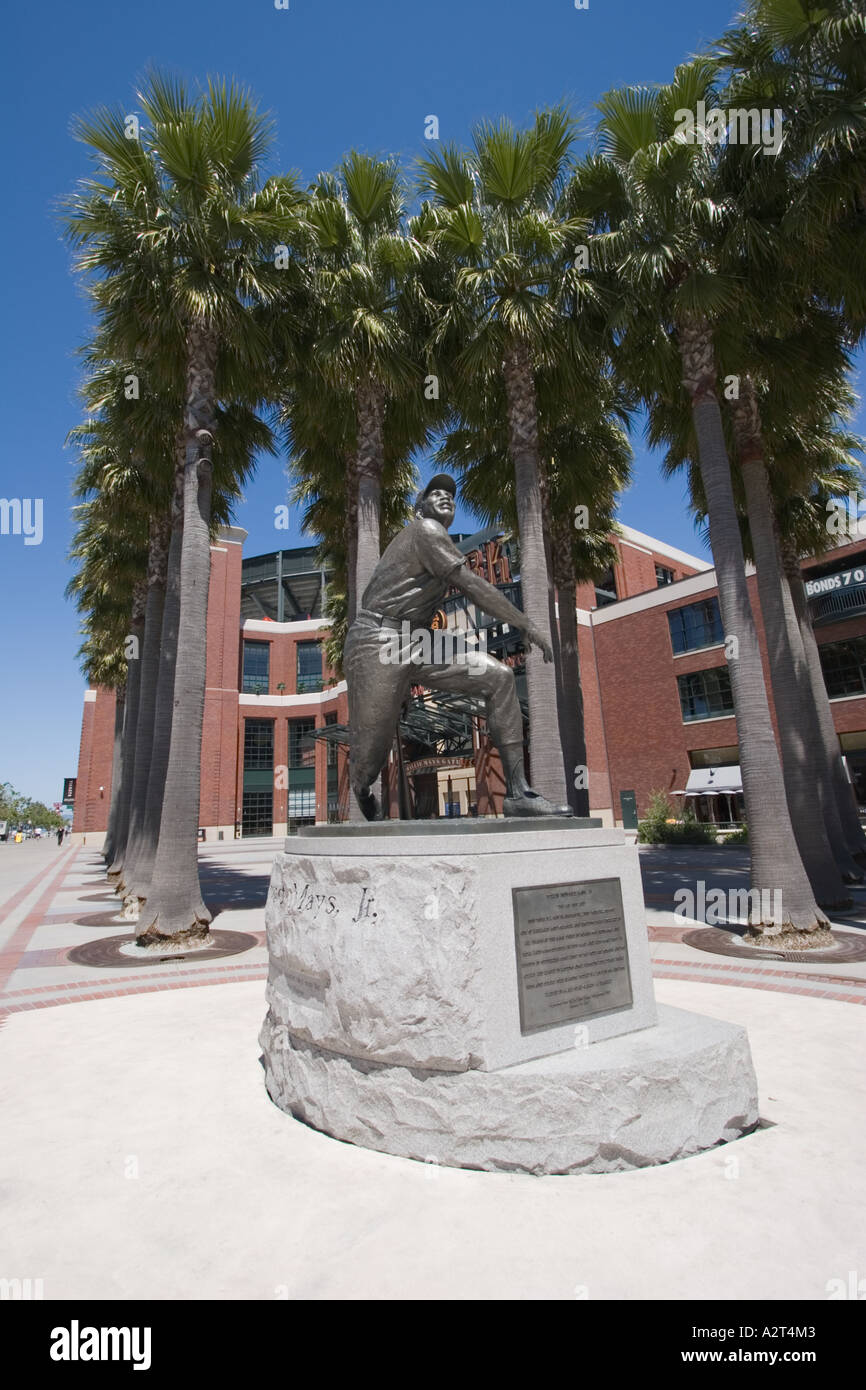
[[1, 841, 865, 1019]]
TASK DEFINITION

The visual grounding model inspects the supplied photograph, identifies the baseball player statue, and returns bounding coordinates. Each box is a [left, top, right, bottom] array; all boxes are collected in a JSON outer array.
[[344, 473, 572, 820]]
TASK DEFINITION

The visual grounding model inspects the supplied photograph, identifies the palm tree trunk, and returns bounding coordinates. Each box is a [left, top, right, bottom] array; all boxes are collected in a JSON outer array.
[[101, 683, 126, 865], [734, 380, 851, 902], [502, 339, 568, 805], [539, 463, 569, 793], [679, 319, 827, 938], [354, 377, 385, 602], [106, 580, 147, 881], [124, 456, 185, 907], [137, 322, 218, 946], [118, 511, 171, 911], [345, 450, 359, 626], [552, 525, 589, 816], [348, 379, 386, 820], [782, 537, 866, 860]]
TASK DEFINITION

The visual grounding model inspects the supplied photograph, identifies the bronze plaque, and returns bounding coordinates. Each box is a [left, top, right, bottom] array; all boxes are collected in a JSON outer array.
[[512, 878, 633, 1034]]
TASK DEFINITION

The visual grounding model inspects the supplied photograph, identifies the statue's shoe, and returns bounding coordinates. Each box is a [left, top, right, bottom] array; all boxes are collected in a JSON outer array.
[[503, 791, 574, 817], [356, 787, 382, 821]]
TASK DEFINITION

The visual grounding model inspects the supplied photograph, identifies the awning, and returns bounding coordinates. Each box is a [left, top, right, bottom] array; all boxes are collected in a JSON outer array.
[[684, 766, 742, 796]]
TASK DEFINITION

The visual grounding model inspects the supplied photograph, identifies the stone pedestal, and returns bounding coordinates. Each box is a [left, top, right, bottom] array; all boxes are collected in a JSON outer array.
[[260, 822, 758, 1174]]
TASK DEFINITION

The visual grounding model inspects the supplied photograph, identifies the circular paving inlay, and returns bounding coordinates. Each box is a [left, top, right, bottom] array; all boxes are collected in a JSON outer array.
[[67, 929, 259, 968], [682, 927, 866, 964]]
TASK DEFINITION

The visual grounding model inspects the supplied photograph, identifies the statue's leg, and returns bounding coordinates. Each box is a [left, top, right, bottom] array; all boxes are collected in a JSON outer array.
[[415, 648, 571, 816], [413, 647, 521, 742], [345, 619, 409, 820]]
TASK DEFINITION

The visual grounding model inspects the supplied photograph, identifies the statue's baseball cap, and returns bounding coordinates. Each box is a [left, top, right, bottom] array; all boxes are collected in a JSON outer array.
[[416, 473, 457, 505]]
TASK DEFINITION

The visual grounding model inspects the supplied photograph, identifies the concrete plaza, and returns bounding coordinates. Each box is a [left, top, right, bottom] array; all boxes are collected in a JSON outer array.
[[1, 837, 864, 1300]]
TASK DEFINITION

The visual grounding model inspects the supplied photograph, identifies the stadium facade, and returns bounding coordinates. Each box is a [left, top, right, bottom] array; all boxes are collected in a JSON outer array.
[[71, 523, 866, 843]]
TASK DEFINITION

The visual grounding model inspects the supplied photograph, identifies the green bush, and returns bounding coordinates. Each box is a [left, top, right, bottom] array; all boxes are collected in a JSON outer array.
[[637, 790, 718, 845]]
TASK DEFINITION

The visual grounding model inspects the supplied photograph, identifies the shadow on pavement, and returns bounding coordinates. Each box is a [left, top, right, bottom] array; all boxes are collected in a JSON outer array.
[[200, 863, 271, 913]]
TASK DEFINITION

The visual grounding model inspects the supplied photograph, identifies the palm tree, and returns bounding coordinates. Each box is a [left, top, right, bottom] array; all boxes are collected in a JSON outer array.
[[285, 386, 419, 670], [771, 448, 866, 862], [73, 606, 133, 864], [580, 63, 828, 937], [437, 367, 631, 815], [70, 353, 182, 904], [650, 308, 858, 899], [66, 73, 305, 944], [101, 683, 126, 866], [298, 159, 436, 816], [701, 75, 862, 891], [305, 158, 426, 602], [717, 0, 866, 340], [67, 497, 149, 875], [124, 404, 272, 912], [732, 376, 852, 901], [545, 416, 631, 816], [781, 533, 866, 861], [418, 108, 590, 806]]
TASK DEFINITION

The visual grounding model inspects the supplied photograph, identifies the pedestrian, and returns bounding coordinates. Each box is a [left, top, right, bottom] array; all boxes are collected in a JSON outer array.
[[56, 827, 64, 847]]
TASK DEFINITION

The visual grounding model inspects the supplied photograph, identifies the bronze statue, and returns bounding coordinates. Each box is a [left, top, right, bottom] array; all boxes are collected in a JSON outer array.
[[344, 474, 572, 820]]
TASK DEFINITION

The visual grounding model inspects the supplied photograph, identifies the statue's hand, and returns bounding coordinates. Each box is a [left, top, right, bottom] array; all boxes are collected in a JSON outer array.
[[524, 625, 553, 663]]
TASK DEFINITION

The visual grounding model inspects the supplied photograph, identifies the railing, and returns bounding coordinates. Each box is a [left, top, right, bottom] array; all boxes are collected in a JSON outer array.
[[242, 675, 269, 695], [810, 580, 866, 625], [476, 582, 523, 627]]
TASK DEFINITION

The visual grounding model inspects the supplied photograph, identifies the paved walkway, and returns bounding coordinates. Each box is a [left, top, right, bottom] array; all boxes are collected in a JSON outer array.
[[1, 976, 863, 1299], [2, 837, 864, 1300], [2, 839, 865, 1015]]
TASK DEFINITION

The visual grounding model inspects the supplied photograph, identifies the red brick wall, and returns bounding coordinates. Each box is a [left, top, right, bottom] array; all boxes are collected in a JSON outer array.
[[72, 690, 116, 834], [75, 525, 866, 833], [592, 568, 866, 820], [573, 538, 704, 612], [238, 626, 340, 697]]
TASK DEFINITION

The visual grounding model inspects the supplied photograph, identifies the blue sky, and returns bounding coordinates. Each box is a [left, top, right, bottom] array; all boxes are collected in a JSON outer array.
[[0, 0, 862, 805]]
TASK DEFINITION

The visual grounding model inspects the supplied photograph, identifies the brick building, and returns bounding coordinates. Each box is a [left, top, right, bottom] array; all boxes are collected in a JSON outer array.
[[71, 522, 866, 843]]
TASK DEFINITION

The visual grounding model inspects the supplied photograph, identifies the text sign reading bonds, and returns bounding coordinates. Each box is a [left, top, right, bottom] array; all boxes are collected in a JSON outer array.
[[805, 567, 866, 597], [512, 878, 632, 1034]]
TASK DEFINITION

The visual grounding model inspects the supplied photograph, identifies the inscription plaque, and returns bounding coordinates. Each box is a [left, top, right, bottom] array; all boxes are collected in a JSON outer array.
[[512, 877, 633, 1034]]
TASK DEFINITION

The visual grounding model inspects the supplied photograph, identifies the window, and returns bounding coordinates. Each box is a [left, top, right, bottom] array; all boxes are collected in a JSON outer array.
[[241, 790, 273, 837], [819, 637, 866, 699], [287, 788, 316, 819], [289, 718, 316, 768], [689, 745, 739, 769], [594, 565, 618, 609], [677, 667, 734, 722], [243, 718, 274, 769], [656, 564, 675, 586], [296, 641, 322, 693], [668, 597, 724, 655], [242, 641, 270, 695]]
